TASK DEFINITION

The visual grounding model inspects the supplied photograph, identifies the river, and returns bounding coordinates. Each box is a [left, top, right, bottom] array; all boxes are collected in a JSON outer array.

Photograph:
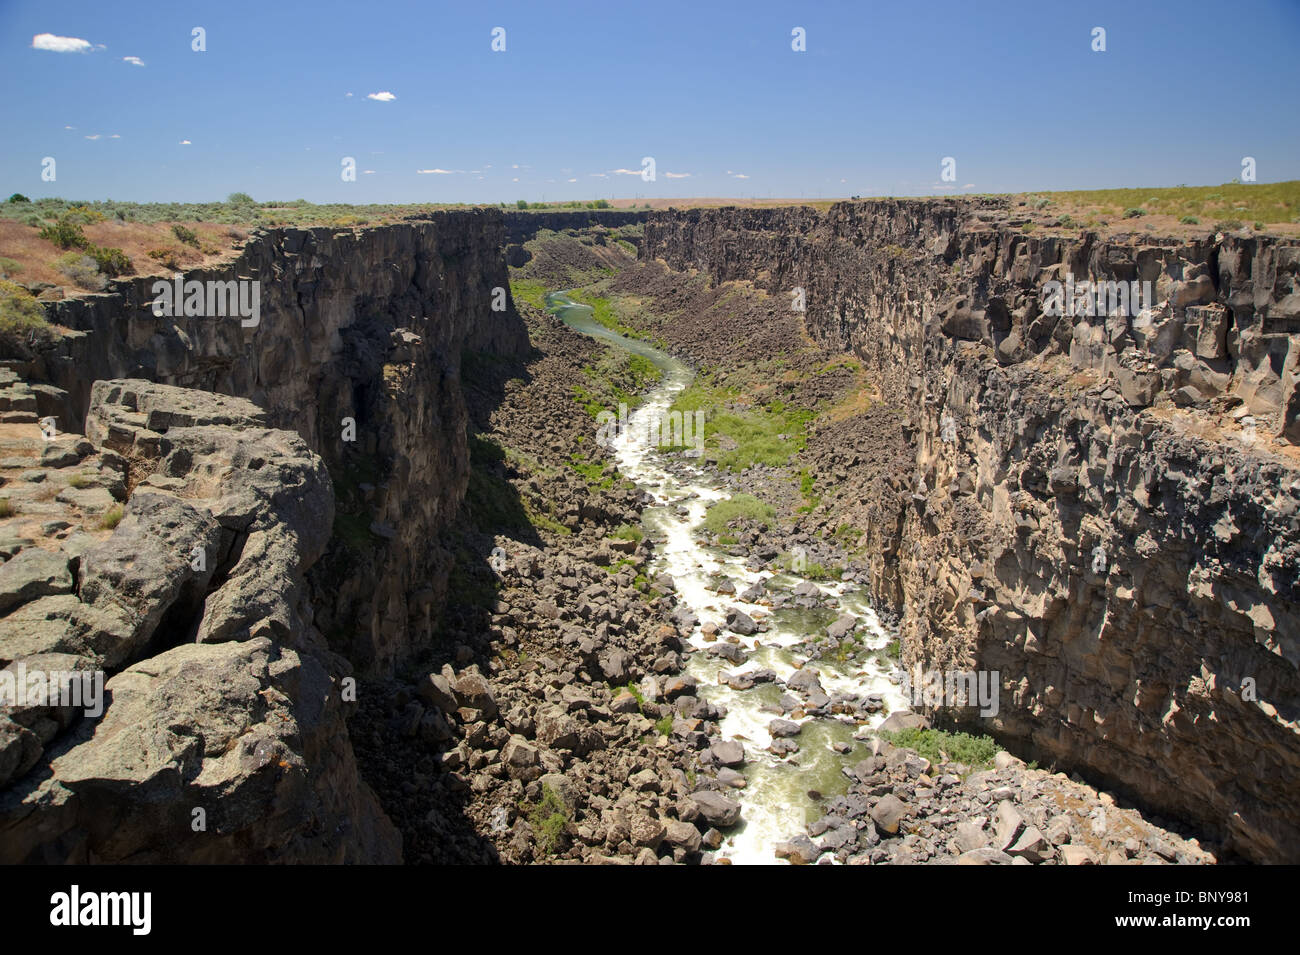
[[547, 291, 908, 864]]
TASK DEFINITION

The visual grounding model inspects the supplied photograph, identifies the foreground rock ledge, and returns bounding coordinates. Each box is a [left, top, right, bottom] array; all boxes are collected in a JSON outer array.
[[0, 380, 399, 863]]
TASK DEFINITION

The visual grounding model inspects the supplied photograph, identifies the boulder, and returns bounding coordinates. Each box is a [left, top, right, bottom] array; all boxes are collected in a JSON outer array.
[[690, 791, 742, 828]]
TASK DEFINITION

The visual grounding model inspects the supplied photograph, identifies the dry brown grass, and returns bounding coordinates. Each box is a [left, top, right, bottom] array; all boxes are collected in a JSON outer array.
[[0, 219, 243, 292]]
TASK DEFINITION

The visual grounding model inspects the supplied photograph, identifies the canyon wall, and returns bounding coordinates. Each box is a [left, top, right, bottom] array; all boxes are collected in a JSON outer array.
[[26, 212, 528, 675], [1, 212, 528, 861], [643, 201, 1300, 861], [502, 210, 647, 246]]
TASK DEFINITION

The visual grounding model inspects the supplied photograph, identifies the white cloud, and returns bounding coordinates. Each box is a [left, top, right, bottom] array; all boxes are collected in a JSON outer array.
[[122, 56, 145, 67], [110, 134, 120, 139], [567, 178, 577, 183], [610, 168, 642, 176], [32, 33, 93, 54], [84, 134, 101, 140], [664, 172, 691, 179], [512, 177, 519, 182], [363, 169, 375, 175], [416, 168, 458, 175], [366, 91, 396, 102], [345, 92, 353, 98], [63, 125, 75, 130], [731, 173, 750, 179], [962, 183, 975, 189], [589, 173, 608, 178], [179, 139, 192, 145]]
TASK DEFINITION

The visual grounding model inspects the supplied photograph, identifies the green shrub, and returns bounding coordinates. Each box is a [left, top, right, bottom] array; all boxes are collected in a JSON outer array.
[[7, 193, 29, 204], [87, 245, 133, 277], [654, 715, 674, 736], [525, 784, 569, 855], [1122, 207, 1145, 218], [171, 224, 200, 247], [611, 523, 643, 542], [1213, 219, 1243, 231], [39, 218, 89, 250], [516, 199, 529, 210], [1179, 215, 1200, 224]]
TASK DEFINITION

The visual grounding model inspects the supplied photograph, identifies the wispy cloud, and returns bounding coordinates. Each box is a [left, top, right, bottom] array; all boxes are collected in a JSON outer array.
[[32, 33, 93, 53], [664, 172, 691, 179], [731, 172, 750, 179], [179, 139, 192, 145], [84, 134, 101, 140], [416, 168, 459, 175], [610, 168, 641, 176], [122, 56, 145, 67], [366, 91, 396, 102]]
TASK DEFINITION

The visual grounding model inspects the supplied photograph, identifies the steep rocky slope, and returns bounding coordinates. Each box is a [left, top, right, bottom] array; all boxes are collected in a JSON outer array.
[[640, 201, 1300, 862]]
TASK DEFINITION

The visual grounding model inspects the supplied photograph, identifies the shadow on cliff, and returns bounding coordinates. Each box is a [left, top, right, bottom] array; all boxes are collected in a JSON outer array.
[[345, 341, 554, 864]]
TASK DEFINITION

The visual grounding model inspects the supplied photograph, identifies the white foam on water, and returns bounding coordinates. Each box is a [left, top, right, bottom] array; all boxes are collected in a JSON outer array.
[[568, 308, 907, 864]]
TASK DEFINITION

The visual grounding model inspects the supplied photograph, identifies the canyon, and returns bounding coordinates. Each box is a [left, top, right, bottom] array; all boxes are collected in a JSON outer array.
[[0, 201, 1296, 863]]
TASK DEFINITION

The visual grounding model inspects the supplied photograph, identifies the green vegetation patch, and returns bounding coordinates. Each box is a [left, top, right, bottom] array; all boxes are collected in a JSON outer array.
[[509, 278, 549, 310], [703, 493, 774, 535], [881, 727, 1000, 770], [669, 378, 814, 471], [524, 784, 569, 856], [0, 280, 54, 355]]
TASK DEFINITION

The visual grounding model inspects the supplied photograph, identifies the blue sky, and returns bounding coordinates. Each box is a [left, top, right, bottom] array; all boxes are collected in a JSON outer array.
[[3, 0, 1298, 203]]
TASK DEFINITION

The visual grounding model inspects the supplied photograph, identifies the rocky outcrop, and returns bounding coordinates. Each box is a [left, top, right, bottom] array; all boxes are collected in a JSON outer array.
[[642, 201, 1300, 861], [18, 213, 528, 678], [0, 380, 399, 862]]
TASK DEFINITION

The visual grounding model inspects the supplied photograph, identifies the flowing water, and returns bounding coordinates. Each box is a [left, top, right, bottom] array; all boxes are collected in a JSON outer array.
[[548, 291, 908, 864]]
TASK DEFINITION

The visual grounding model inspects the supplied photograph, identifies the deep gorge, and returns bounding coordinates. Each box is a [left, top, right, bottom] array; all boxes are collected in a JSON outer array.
[[1, 203, 1296, 863]]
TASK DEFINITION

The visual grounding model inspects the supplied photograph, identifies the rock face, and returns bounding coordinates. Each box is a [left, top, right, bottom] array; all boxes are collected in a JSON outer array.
[[642, 201, 1300, 862], [0, 380, 399, 862], [28, 213, 529, 678]]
